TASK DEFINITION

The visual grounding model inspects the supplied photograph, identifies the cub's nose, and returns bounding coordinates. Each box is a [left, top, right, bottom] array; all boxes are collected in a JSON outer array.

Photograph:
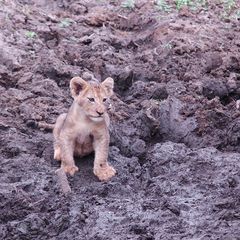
[[96, 110, 104, 116]]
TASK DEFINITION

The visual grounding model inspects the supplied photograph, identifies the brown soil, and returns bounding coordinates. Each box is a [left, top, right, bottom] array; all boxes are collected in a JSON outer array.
[[0, 1, 240, 239]]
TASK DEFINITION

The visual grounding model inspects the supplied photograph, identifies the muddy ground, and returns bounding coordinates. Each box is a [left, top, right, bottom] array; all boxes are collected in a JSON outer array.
[[0, 0, 240, 239]]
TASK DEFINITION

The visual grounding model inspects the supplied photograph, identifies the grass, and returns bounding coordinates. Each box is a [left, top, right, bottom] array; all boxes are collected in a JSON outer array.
[[59, 18, 75, 28], [155, 0, 171, 12], [190, 0, 208, 11], [175, 0, 192, 10], [232, 10, 240, 19], [25, 31, 37, 38], [121, 0, 135, 9], [119, 0, 237, 21], [118, 0, 240, 21], [163, 41, 173, 50], [223, 0, 236, 12], [174, 0, 236, 11], [154, 0, 237, 17], [155, 0, 191, 12], [221, 0, 237, 19]]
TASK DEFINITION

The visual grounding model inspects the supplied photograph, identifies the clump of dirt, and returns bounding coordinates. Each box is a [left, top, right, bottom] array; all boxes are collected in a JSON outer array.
[[0, 0, 240, 239]]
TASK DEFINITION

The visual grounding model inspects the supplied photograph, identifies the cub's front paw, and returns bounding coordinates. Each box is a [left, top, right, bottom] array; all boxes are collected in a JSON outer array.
[[63, 164, 79, 176], [94, 164, 116, 181]]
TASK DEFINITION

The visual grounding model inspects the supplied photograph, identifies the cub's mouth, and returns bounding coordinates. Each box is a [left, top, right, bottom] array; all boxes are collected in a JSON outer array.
[[89, 115, 104, 121], [91, 116, 103, 118]]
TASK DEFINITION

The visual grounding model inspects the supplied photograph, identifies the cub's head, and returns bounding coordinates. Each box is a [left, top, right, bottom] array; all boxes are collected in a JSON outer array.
[[70, 76, 114, 122]]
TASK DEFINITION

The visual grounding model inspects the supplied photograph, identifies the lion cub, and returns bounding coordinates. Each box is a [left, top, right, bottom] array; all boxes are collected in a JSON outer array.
[[53, 76, 116, 181]]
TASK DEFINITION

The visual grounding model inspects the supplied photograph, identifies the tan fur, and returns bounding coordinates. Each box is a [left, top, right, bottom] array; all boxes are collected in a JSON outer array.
[[53, 76, 116, 181], [38, 122, 55, 130]]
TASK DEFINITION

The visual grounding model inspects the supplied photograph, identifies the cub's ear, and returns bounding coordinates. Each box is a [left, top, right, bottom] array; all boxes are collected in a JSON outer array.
[[101, 77, 114, 96], [70, 77, 88, 98]]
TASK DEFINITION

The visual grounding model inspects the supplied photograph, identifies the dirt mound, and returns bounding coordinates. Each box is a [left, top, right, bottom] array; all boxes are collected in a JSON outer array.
[[0, 0, 240, 239]]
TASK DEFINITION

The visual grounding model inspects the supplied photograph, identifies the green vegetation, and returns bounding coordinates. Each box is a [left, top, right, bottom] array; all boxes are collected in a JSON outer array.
[[59, 18, 75, 28], [233, 10, 240, 19], [121, 0, 135, 9], [155, 0, 171, 12], [189, 0, 208, 11], [223, 0, 236, 12], [221, 0, 237, 19], [25, 31, 37, 38], [163, 41, 173, 50], [175, 0, 191, 10], [119, 0, 238, 21]]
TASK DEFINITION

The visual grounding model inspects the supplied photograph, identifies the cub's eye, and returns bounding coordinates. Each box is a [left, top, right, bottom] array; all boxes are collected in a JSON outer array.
[[103, 98, 107, 102], [88, 98, 95, 102]]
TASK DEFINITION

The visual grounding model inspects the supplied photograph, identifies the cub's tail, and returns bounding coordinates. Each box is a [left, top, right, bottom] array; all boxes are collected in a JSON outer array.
[[37, 122, 55, 130]]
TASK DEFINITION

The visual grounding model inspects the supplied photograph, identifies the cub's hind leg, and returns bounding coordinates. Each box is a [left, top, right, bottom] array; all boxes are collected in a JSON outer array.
[[53, 113, 67, 161], [53, 113, 78, 175]]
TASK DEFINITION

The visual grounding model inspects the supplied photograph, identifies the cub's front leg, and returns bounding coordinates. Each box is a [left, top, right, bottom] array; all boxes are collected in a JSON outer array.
[[93, 131, 116, 181], [59, 133, 79, 176]]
